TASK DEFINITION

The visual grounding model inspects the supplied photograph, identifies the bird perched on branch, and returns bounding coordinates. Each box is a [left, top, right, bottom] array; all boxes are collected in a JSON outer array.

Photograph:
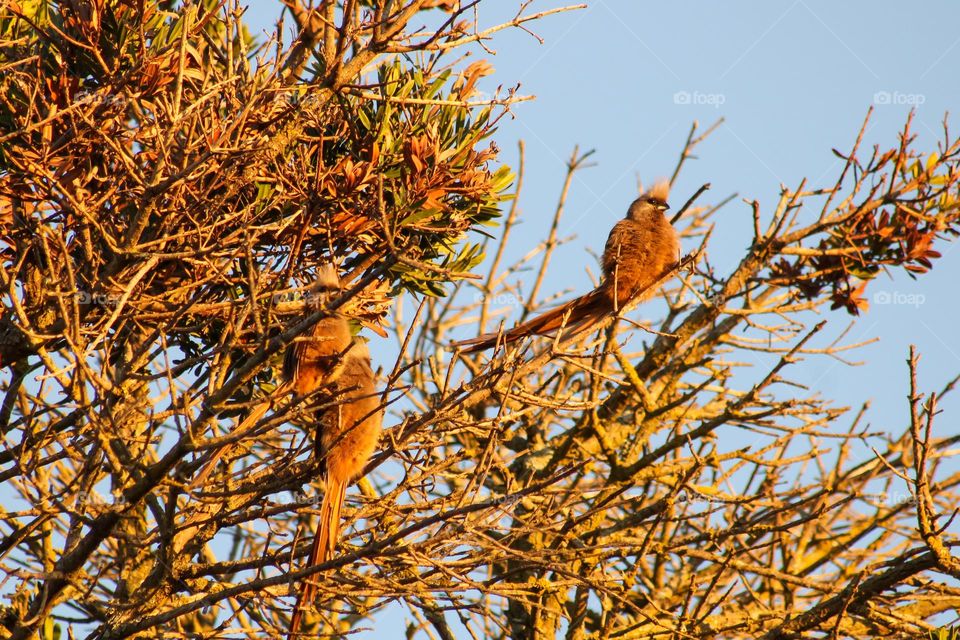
[[455, 181, 680, 353], [189, 265, 381, 639], [280, 266, 383, 639]]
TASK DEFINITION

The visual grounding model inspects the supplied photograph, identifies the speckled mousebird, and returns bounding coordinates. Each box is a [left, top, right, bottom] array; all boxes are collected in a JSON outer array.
[[454, 181, 680, 353], [286, 266, 382, 639]]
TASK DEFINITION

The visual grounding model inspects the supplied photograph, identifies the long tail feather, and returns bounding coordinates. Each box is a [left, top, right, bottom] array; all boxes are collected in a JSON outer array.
[[455, 256, 693, 354], [288, 477, 347, 639], [454, 290, 609, 353]]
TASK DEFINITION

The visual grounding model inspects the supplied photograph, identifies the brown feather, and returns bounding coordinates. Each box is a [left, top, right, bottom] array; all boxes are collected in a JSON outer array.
[[192, 265, 383, 640], [288, 476, 346, 637], [287, 341, 382, 640], [454, 184, 680, 353], [455, 290, 609, 353]]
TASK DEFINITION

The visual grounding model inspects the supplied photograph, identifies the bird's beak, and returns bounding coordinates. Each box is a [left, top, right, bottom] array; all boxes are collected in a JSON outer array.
[[660, 204, 670, 212]]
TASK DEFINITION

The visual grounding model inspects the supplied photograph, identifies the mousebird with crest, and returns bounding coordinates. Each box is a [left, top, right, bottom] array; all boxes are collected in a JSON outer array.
[[284, 266, 383, 639], [455, 181, 680, 353]]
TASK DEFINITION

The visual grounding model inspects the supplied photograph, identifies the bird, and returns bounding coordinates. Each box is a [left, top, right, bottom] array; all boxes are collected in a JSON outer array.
[[188, 265, 382, 640], [286, 266, 383, 638], [454, 181, 680, 353]]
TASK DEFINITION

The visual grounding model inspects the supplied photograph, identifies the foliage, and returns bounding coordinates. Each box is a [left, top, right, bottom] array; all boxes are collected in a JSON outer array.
[[0, 0, 533, 636], [2, 1, 960, 640]]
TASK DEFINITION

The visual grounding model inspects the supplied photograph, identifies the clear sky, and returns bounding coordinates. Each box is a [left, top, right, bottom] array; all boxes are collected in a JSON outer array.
[[251, 1, 960, 636]]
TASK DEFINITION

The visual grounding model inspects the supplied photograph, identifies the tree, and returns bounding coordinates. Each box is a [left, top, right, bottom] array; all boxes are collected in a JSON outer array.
[[2, 1, 960, 639]]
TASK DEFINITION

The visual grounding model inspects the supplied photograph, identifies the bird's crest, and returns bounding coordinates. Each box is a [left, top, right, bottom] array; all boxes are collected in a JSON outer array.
[[315, 264, 341, 291], [303, 264, 343, 309], [645, 180, 670, 203]]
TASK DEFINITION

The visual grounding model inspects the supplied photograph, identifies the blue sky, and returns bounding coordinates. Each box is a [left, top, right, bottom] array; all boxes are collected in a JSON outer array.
[[248, 1, 960, 635], [254, 0, 959, 454], [257, 0, 960, 416]]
